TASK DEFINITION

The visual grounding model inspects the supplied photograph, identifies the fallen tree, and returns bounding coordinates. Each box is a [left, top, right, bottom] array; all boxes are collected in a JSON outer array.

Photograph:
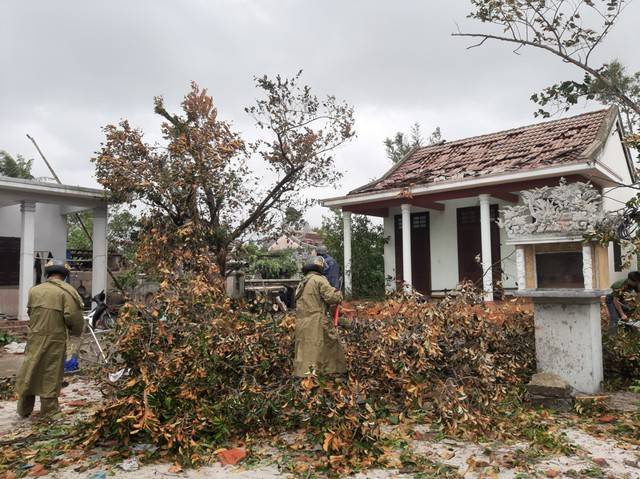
[[93, 73, 355, 275], [82, 230, 535, 467], [83, 75, 536, 470]]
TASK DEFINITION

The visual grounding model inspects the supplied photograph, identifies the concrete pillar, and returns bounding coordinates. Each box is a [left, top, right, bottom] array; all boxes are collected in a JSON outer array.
[[92, 205, 108, 305], [582, 243, 593, 290], [383, 215, 396, 292], [343, 210, 352, 297], [18, 201, 36, 321], [479, 194, 493, 302], [527, 291, 604, 393], [401, 203, 412, 292], [516, 245, 526, 290]]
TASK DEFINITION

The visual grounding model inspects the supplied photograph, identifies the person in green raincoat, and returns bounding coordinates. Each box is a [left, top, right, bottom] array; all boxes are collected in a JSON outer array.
[[16, 259, 84, 418], [294, 256, 346, 377]]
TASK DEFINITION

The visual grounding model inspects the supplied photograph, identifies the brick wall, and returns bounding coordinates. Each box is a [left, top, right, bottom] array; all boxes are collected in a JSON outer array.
[[0, 320, 28, 340]]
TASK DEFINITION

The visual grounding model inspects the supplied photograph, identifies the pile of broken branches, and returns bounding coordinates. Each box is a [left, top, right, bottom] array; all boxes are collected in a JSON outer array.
[[81, 227, 535, 467]]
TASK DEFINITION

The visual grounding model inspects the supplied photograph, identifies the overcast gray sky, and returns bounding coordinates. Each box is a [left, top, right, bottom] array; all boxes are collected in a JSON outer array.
[[2, 0, 639, 226]]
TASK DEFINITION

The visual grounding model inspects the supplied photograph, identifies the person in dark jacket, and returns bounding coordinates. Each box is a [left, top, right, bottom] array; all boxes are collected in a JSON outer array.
[[16, 259, 84, 418], [315, 246, 341, 290]]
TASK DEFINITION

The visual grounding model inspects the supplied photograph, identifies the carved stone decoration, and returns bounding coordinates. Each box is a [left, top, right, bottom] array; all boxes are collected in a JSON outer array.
[[498, 179, 604, 242]]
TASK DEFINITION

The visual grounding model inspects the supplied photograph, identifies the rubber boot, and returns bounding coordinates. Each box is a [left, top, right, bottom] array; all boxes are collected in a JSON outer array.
[[17, 394, 35, 418], [40, 397, 61, 417]]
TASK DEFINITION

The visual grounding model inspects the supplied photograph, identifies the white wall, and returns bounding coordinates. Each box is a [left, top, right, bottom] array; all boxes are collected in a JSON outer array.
[[382, 197, 517, 293], [0, 203, 68, 258], [429, 198, 471, 291], [598, 123, 637, 284], [0, 203, 68, 316], [0, 204, 21, 235]]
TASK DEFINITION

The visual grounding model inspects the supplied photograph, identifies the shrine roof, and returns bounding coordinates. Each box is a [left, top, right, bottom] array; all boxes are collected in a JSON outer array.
[[350, 107, 617, 195]]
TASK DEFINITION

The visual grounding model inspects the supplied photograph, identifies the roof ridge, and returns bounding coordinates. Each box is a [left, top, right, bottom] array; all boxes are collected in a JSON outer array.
[[413, 107, 612, 153]]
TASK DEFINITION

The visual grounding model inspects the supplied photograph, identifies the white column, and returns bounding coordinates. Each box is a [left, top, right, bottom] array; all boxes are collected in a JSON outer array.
[[343, 210, 352, 297], [582, 243, 593, 290], [92, 205, 108, 304], [383, 215, 396, 292], [18, 201, 36, 320], [516, 245, 526, 290], [479, 194, 493, 302], [401, 203, 412, 292]]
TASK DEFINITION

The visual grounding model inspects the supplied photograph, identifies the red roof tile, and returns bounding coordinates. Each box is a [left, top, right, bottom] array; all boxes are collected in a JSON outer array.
[[351, 108, 614, 195]]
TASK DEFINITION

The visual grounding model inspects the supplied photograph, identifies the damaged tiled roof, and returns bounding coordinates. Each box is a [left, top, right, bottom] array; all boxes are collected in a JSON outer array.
[[351, 108, 615, 195]]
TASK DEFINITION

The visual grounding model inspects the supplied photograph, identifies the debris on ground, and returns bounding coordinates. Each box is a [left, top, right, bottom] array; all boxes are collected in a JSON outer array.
[[1, 215, 638, 477], [217, 447, 247, 466], [2, 343, 25, 355], [79, 279, 535, 472], [0, 379, 14, 402], [117, 457, 139, 472]]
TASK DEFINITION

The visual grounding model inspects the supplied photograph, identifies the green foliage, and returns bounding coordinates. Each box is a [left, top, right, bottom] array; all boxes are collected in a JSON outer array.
[[0, 151, 34, 179], [320, 210, 385, 299], [108, 206, 140, 259], [114, 268, 140, 291], [0, 331, 16, 346], [461, 1, 639, 144], [532, 61, 640, 137], [603, 327, 640, 386], [67, 207, 140, 257], [67, 212, 93, 250], [238, 243, 299, 279], [283, 206, 304, 230], [384, 122, 423, 164], [249, 252, 298, 279], [383, 123, 443, 164]]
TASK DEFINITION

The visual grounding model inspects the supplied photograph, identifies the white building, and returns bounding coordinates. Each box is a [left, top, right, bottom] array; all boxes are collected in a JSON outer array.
[[0, 176, 108, 319], [322, 107, 636, 299]]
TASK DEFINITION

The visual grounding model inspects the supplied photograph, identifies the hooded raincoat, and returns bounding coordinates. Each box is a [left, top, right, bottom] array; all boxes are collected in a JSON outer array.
[[294, 271, 346, 377], [16, 279, 84, 398]]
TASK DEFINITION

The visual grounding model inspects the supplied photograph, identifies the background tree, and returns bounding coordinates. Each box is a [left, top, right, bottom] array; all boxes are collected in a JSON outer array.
[[283, 206, 305, 231], [248, 251, 298, 280], [67, 207, 140, 259], [94, 73, 354, 275], [384, 122, 423, 164], [384, 123, 443, 164], [0, 151, 34, 179], [107, 206, 140, 260], [454, 0, 640, 153], [320, 210, 386, 298], [67, 211, 93, 250]]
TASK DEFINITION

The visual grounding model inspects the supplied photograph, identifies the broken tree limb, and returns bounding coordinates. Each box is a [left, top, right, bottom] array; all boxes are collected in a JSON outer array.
[[26, 134, 125, 293], [0, 431, 74, 447]]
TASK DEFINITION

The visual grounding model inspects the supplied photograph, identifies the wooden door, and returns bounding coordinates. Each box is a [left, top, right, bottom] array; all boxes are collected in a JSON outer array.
[[456, 205, 501, 287], [394, 212, 431, 295], [0, 237, 20, 286]]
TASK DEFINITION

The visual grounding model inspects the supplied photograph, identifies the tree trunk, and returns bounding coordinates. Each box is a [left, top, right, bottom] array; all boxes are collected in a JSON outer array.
[[216, 247, 228, 277]]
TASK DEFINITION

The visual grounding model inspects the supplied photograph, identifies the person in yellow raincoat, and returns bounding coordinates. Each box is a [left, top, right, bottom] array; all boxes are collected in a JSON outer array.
[[294, 256, 346, 377], [16, 259, 84, 418]]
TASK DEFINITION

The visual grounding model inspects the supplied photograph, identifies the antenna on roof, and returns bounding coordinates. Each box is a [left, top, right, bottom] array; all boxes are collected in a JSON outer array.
[[26, 134, 61, 183]]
